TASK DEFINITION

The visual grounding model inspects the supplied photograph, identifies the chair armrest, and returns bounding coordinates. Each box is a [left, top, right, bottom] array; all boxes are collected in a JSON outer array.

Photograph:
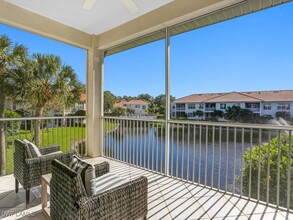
[[39, 145, 60, 155], [24, 157, 42, 186], [77, 176, 148, 219], [26, 152, 73, 174], [94, 162, 109, 177]]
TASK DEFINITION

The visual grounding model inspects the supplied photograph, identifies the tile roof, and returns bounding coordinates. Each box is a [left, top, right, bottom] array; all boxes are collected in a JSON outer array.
[[174, 90, 293, 103], [126, 100, 148, 105], [113, 100, 147, 108], [174, 93, 222, 103], [113, 100, 128, 108], [204, 92, 262, 103], [80, 93, 86, 102], [243, 90, 293, 102]]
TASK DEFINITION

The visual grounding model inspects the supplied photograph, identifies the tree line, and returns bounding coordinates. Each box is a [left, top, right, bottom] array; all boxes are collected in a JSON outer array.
[[0, 35, 83, 175], [104, 91, 175, 116], [189, 106, 274, 124]]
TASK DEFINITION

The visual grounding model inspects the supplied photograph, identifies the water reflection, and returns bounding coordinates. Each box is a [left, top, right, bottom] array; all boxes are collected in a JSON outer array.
[[104, 125, 269, 194]]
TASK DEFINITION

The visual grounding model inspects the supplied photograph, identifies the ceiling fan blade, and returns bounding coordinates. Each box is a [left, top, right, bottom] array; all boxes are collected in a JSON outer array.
[[82, 0, 96, 10], [121, 0, 139, 14]]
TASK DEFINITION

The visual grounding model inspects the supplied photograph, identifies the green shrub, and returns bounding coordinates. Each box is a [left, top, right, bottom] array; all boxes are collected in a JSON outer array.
[[111, 107, 126, 116], [74, 110, 86, 116], [242, 134, 293, 208], [4, 110, 21, 135]]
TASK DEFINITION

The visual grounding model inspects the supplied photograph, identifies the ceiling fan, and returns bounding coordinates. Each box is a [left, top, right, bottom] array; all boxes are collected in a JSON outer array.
[[82, 0, 139, 14]]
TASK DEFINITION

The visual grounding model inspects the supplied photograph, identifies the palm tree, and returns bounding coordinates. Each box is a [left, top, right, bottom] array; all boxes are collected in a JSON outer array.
[[23, 53, 83, 146], [0, 35, 28, 175]]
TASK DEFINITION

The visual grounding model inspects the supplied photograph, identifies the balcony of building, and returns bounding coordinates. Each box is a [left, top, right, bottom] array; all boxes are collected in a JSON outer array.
[[0, 117, 293, 219], [204, 104, 216, 112], [0, 0, 293, 219], [1, 156, 292, 220], [245, 103, 261, 113]]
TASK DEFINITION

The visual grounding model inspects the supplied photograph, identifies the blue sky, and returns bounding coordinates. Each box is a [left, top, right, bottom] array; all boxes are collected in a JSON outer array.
[[0, 24, 87, 83], [1, 2, 292, 99]]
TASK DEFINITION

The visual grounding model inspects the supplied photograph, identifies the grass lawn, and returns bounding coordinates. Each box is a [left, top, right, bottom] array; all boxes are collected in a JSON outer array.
[[5, 121, 115, 174]]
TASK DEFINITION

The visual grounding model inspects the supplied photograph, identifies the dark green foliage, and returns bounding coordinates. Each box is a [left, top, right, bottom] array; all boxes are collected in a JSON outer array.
[[147, 102, 158, 114], [194, 110, 204, 118], [4, 110, 21, 135], [212, 110, 224, 119], [24, 53, 83, 111], [276, 111, 290, 120], [153, 94, 175, 109], [111, 107, 126, 116], [242, 134, 293, 208], [225, 105, 254, 122], [74, 110, 86, 116], [255, 115, 274, 124], [104, 91, 117, 112], [106, 92, 176, 115], [73, 110, 86, 126], [126, 108, 134, 114], [238, 109, 254, 122], [137, 93, 154, 103], [224, 106, 241, 121], [15, 53, 83, 146], [0, 35, 28, 175]]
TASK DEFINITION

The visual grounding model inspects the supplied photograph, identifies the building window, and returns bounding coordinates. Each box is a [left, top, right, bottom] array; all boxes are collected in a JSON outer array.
[[176, 103, 185, 110], [263, 104, 271, 110], [135, 105, 140, 108], [188, 112, 195, 117], [245, 103, 260, 109], [188, 103, 195, 109], [199, 103, 203, 109], [142, 105, 146, 110], [176, 111, 186, 117], [220, 103, 226, 109], [277, 103, 290, 111]]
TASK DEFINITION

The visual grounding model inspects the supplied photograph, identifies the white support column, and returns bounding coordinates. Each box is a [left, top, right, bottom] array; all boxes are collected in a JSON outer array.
[[165, 27, 170, 176], [86, 47, 104, 157]]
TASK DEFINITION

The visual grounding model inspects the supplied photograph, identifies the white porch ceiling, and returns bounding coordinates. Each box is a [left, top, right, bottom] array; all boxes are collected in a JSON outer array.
[[4, 0, 174, 35]]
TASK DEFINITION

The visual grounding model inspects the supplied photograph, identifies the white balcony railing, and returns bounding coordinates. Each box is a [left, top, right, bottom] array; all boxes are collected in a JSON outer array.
[[0, 116, 86, 175], [205, 108, 216, 112], [246, 108, 260, 112], [103, 116, 293, 211]]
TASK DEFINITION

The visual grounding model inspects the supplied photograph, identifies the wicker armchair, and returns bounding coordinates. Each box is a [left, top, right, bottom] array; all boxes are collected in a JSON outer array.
[[51, 159, 148, 220], [13, 139, 73, 208]]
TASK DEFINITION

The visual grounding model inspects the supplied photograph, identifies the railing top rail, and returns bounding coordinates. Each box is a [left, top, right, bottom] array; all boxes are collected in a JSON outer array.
[[169, 119, 293, 131], [102, 116, 165, 123], [0, 116, 86, 122], [103, 116, 293, 131]]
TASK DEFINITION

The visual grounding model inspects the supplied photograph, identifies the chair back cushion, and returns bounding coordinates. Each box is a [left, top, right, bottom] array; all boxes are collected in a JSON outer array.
[[23, 139, 42, 158], [69, 155, 96, 196], [91, 172, 128, 195]]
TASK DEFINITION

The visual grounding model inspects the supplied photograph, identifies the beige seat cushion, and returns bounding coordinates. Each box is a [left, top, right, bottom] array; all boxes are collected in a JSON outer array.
[[46, 151, 63, 156], [91, 172, 128, 195]]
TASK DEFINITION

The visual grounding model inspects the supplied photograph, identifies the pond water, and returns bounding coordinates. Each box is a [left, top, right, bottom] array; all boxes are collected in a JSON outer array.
[[104, 126, 267, 194]]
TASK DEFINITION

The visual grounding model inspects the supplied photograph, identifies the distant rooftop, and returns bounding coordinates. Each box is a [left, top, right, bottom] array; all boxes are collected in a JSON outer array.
[[174, 90, 293, 103], [127, 100, 148, 105], [80, 93, 86, 102], [113, 99, 147, 108]]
